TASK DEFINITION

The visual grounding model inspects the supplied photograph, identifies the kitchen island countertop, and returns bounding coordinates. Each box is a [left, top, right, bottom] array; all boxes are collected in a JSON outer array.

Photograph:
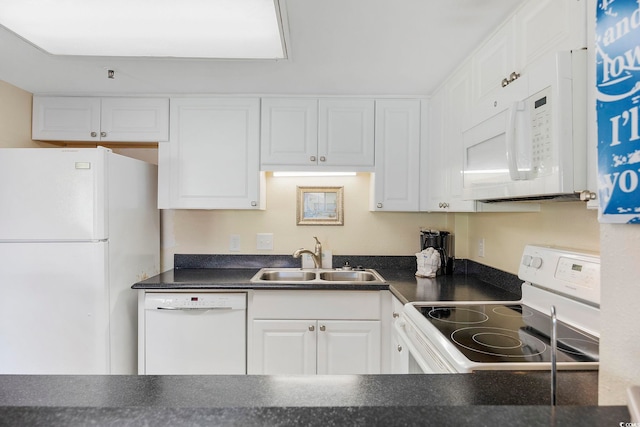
[[0, 373, 629, 426]]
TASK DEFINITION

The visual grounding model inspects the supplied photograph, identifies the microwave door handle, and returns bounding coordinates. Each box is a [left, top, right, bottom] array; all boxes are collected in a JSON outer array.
[[506, 101, 532, 180]]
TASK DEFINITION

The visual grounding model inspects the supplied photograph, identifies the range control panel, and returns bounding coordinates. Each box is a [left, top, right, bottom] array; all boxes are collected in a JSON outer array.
[[519, 245, 600, 305]]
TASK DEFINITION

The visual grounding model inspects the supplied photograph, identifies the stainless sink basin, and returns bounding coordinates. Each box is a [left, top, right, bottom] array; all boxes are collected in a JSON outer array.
[[256, 270, 316, 281], [250, 268, 385, 284], [318, 271, 378, 281]]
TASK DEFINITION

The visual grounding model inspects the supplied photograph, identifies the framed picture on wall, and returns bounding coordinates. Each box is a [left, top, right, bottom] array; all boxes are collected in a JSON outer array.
[[296, 186, 344, 225]]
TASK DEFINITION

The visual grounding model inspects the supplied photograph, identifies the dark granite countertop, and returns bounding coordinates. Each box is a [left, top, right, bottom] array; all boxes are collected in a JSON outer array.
[[133, 255, 522, 303], [0, 373, 629, 426], [108, 255, 632, 425]]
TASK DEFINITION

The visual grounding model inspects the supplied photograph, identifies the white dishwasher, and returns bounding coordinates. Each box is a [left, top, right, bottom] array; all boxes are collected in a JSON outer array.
[[144, 293, 246, 375]]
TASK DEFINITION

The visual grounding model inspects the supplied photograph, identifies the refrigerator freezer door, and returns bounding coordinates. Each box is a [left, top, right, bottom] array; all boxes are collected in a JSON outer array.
[[0, 148, 107, 241], [0, 242, 110, 374]]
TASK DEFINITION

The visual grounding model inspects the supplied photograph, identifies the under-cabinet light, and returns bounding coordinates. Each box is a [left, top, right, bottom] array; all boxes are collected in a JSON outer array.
[[0, 0, 286, 59], [272, 172, 357, 177]]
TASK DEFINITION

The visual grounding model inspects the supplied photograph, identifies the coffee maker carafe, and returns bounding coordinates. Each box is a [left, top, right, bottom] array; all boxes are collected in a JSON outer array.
[[420, 229, 455, 275]]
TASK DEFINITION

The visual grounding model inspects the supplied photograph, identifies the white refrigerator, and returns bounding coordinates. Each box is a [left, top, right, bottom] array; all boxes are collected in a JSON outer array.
[[0, 147, 159, 374]]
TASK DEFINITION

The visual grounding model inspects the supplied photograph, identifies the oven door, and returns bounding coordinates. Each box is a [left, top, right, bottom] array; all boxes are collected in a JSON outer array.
[[394, 315, 457, 374]]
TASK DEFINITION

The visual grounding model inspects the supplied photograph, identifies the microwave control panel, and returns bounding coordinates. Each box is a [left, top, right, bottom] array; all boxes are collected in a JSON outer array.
[[529, 86, 553, 176]]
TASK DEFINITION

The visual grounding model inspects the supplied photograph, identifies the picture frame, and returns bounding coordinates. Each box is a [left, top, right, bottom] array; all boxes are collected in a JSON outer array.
[[296, 186, 344, 226]]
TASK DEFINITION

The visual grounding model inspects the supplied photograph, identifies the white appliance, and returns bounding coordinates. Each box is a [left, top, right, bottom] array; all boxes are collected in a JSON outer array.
[[142, 292, 247, 375], [0, 147, 159, 374], [397, 245, 600, 373], [462, 50, 593, 202]]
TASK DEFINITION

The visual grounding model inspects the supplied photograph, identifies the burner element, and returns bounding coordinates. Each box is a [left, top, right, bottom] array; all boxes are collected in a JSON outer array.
[[428, 307, 489, 324], [492, 305, 534, 318], [452, 327, 547, 358], [472, 332, 522, 350]]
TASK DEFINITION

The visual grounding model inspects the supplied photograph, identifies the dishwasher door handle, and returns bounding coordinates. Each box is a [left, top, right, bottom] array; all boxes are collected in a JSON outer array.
[[156, 306, 234, 311]]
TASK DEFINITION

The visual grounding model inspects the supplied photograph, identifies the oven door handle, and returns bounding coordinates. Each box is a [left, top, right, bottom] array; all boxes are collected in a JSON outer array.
[[394, 319, 448, 374]]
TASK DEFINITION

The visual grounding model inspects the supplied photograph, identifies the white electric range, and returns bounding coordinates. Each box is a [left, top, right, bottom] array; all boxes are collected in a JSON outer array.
[[398, 245, 600, 373]]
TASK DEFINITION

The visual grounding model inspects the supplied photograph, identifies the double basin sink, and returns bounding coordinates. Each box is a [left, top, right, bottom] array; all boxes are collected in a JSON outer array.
[[250, 268, 386, 284]]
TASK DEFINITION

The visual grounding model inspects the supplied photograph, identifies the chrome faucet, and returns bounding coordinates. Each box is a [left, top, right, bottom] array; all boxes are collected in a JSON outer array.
[[293, 236, 323, 269]]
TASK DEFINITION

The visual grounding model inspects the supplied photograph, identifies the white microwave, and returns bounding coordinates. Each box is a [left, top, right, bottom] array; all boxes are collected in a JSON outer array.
[[462, 50, 593, 202]]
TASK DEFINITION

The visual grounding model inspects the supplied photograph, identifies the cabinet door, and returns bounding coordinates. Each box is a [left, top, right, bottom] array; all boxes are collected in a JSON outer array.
[[318, 99, 375, 168], [100, 98, 169, 142], [445, 65, 476, 212], [32, 96, 101, 141], [372, 99, 421, 211], [159, 97, 263, 209], [423, 91, 448, 211], [470, 20, 517, 126], [389, 297, 408, 374], [317, 320, 381, 375], [515, 0, 586, 71], [250, 320, 316, 375], [260, 98, 318, 168]]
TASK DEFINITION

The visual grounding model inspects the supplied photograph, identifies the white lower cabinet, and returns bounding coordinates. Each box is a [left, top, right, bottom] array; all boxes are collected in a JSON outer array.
[[390, 296, 409, 374], [251, 319, 381, 375], [248, 290, 383, 375]]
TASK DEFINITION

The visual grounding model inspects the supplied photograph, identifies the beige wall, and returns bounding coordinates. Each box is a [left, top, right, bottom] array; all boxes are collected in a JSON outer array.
[[0, 81, 41, 148], [161, 173, 453, 269], [160, 172, 601, 272], [461, 203, 600, 275], [599, 223, 640, 405]]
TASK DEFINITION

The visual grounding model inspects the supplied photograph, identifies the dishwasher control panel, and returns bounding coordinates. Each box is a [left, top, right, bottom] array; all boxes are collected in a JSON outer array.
[[145, 292, 247, 310]]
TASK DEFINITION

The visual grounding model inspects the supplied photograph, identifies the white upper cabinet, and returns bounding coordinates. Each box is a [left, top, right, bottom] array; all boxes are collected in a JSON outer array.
[[318, 99, 375, 168], [32, 96, 169, 142], [470, 20, 525, 126], [470, 0, 586, 127], [423, 64, 475, 212], [260, 98, 318, 167], [514, 0, 587, 71], [422, 90, 448, 211], [158, 97, 264, 210], [371, 99, 421, 212], [260, 98, 375, 171]]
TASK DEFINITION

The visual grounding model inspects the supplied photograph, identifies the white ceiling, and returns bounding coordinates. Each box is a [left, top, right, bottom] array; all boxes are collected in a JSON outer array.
[[0, 0, 526, 96]]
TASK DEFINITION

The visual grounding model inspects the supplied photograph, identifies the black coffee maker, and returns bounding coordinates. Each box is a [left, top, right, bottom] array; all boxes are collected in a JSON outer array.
[[419, 230, 455, 275]]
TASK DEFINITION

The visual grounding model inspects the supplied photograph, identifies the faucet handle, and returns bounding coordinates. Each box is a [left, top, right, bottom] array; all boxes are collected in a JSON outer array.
[[313, 236, 321, 245]]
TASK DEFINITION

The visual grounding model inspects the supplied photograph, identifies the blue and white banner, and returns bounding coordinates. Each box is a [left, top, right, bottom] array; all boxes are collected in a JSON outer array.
[[596, 0, 640, 223]]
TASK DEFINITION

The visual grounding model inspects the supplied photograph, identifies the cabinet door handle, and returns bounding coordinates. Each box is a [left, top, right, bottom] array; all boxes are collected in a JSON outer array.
[[319, 156, 326, 162], [310, 156, 316, 162], [100, 131, 107, 138], [397, 345, 403, 352], [319, 325, 326, 332], [309, 325, 315, 331], [501, 78, 509, 88], [393, 312, 399, 318], [377, 203, 383, 209], [251, 201, 257, 207], [90, 132, 97, 137]]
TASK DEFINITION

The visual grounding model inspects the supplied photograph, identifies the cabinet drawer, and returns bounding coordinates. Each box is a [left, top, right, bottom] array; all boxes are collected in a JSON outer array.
[[251, 290, 381, 319]]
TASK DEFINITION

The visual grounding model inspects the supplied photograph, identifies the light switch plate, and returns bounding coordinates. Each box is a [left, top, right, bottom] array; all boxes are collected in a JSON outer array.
[[256, 233, 274, 250], [229, 234, 241, 252]]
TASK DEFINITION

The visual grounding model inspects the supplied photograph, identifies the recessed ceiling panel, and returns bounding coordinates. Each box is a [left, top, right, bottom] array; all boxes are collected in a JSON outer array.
[[0, 0, 286, 58]]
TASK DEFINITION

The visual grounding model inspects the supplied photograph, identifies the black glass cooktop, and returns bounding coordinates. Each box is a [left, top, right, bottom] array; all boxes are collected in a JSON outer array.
[[417, 304, 599, 364]]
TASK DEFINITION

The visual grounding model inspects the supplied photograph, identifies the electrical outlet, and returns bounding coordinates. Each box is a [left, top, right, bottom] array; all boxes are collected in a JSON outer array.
[[256, 233, 274, 250], [229, 234, 241, 252], [478, 237, 485, 258]]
